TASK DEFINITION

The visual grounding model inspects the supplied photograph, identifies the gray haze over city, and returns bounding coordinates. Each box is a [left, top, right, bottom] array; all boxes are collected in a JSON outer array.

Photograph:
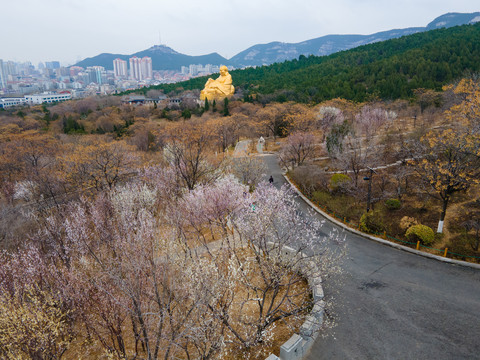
[[3, 0, 480, 65]]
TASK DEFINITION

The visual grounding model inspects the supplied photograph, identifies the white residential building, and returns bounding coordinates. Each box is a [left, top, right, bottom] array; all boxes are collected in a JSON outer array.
[[129, 56, 153, 81], [0, 97, 27, 108], [141, 57, 153, 80], [24, 92, 71, 104], [113, 58, 128, 78], [129, 56, 141, 81]]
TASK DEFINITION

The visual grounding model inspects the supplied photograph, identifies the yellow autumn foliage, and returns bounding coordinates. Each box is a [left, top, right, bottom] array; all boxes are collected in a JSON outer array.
[[0, 285, 73, 359]]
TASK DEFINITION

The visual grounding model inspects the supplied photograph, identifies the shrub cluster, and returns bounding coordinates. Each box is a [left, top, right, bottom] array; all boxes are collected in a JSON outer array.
[[406, 224, 435, 246], [385, 198, 401, 210], [290, 165, 329, 197], [399, 216, 418, 231], [330, 173, 351, 193], [359, 211, 385, 234]]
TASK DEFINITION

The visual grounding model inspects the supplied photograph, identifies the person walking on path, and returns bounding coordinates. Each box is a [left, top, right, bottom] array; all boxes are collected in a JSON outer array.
[[269, 175, 274, 184]]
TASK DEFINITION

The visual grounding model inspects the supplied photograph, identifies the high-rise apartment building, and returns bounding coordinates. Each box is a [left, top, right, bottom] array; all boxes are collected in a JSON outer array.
[[113, 58, 128, 78], [129, 56, 152, 81], [204, 64, 213, 73], [189, 64, 198, 76], [4, 61, 17, 77], [55, 67, 70, 77], [141, 57, 153, 80], [0, 59, 6, 89], [129, 56, 141, 80], [45, 61, 60, 69], [86, 66, 106, 84]]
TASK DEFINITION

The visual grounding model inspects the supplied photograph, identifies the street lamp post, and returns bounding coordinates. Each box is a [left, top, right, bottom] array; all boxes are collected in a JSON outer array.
[[363, 167, 376, 212]]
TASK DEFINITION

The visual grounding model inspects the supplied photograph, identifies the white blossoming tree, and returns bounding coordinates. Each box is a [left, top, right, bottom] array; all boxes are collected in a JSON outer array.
[[2, 170, 343, 359]]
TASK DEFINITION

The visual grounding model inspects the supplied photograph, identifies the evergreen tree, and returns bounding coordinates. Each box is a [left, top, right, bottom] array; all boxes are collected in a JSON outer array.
[[182, 109, 192, 119], [204, 98, 210, 111], [62, 115, 85, 134], [223, 98, 230, 116]]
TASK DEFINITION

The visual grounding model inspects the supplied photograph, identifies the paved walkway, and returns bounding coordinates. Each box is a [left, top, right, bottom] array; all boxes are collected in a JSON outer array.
[[233, 139, 251, 157], [261, 154, 480, 360]]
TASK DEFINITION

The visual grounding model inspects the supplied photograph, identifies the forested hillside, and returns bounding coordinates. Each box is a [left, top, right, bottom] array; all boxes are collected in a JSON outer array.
[[139, 23, 480, 103]]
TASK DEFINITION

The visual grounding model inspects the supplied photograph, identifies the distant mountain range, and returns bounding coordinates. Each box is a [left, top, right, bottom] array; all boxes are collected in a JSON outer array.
[[74, 12, 480, 70], [74, 45, 228, 72]]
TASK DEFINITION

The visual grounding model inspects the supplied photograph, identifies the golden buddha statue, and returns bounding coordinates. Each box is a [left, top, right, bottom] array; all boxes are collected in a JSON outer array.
[[200, 65, 234, 100]]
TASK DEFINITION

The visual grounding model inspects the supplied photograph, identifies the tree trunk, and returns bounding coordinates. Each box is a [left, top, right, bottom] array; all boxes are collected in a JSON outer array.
[[437, 197, 449, 233]]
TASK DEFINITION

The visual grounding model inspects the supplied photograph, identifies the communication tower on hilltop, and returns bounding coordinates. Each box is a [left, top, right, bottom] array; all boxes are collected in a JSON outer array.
[[158, 31, 165, 46]]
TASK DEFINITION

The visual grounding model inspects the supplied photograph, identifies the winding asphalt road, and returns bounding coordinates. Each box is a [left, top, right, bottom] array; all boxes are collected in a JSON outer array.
[[261, 153, 480, 360]]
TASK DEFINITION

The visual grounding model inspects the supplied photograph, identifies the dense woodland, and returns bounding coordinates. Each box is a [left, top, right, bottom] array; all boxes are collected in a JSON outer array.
[[1, 23, 480, 359]]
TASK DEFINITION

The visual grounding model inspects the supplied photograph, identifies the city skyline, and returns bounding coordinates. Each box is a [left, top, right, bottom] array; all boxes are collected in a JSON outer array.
[[2, 0, 479, 66], [0, 54, 225, 100]]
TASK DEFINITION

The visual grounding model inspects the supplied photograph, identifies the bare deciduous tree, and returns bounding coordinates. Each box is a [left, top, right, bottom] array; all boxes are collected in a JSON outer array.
[[355, 105, 388, 141], [164, 122, 222, 190], [279, 132, 317, 169], [231, 157, 267, 191]]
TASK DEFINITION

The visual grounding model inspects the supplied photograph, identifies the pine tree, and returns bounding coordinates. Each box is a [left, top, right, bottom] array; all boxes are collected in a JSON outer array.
[[182, 109, 192, 119], [223, 97, 230, 116]]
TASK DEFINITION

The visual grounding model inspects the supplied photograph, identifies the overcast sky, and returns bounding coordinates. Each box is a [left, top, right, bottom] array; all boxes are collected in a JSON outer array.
[[1, 0, 479, 66]]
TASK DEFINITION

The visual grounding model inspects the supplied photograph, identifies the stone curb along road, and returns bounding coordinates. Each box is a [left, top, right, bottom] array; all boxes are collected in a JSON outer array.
[[283, 174, 480, 271]]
